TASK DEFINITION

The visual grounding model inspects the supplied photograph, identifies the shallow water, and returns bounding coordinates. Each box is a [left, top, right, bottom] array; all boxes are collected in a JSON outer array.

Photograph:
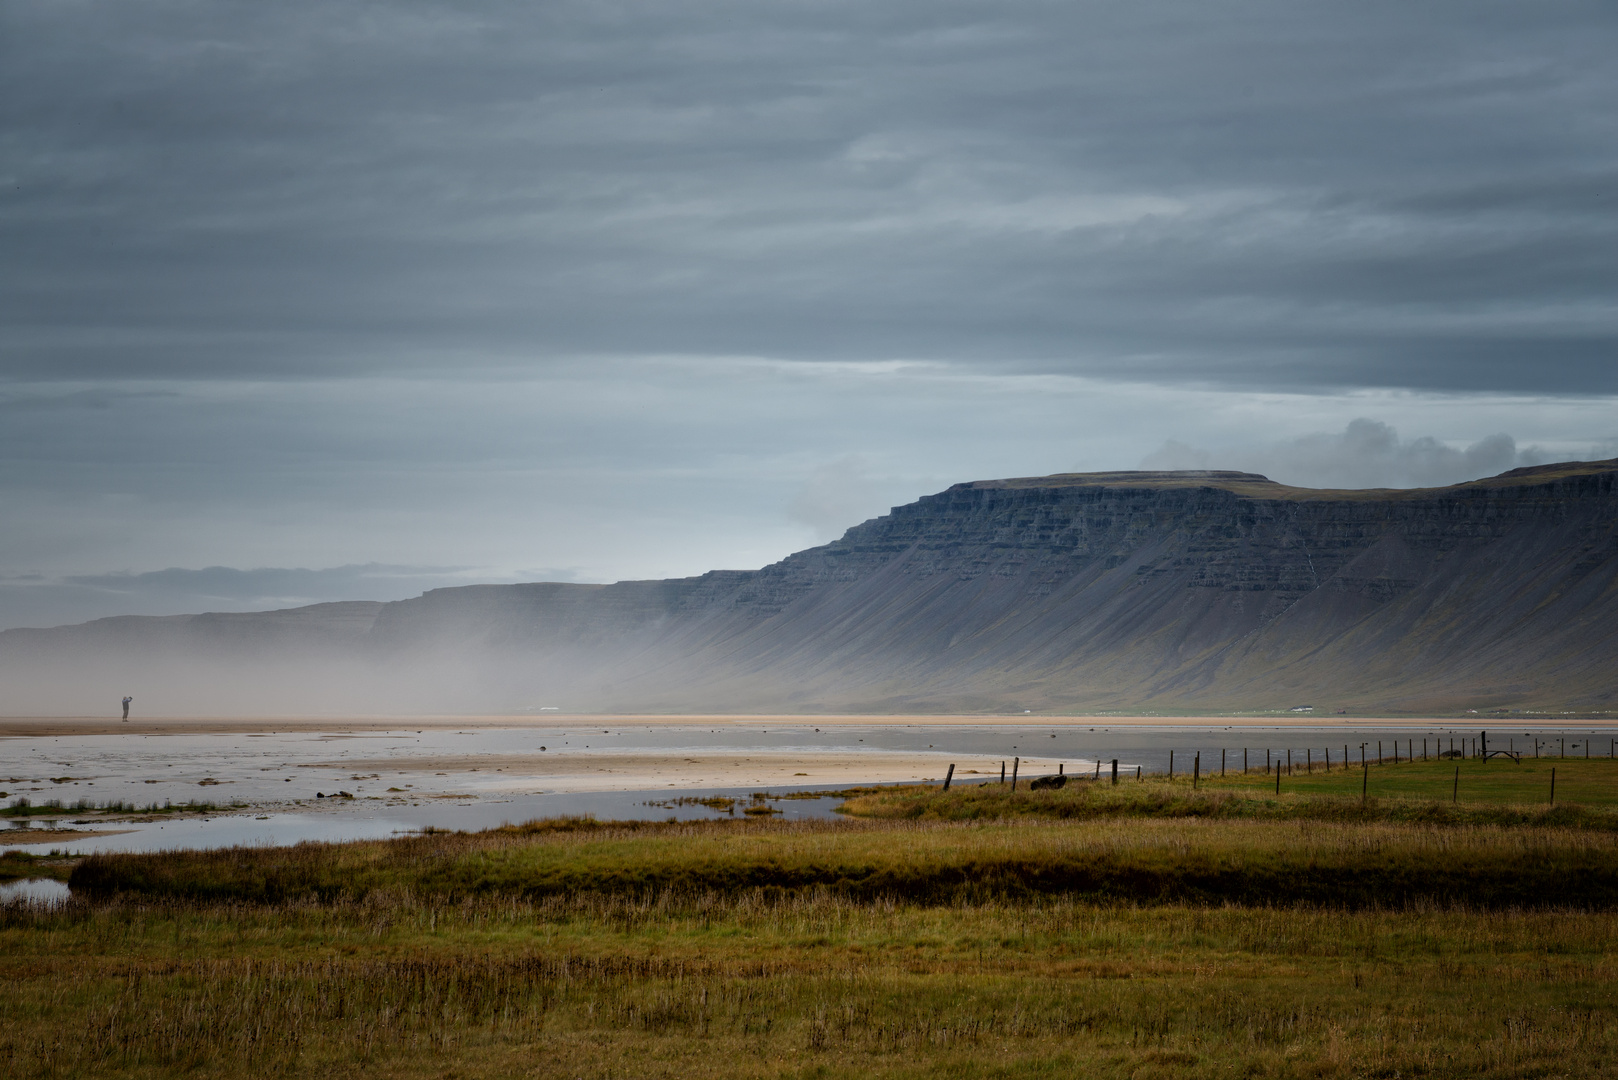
[[0, 878, 70, 904], [3, 721, 1603, 855], [0, 788, 850, 856]]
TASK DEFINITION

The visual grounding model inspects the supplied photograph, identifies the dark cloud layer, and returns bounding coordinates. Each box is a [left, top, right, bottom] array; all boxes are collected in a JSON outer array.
[[4, 0, 1616, 389]]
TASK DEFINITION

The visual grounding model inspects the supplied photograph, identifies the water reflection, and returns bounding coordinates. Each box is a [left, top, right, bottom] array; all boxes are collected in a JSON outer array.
[[0, 878, 70, 904]]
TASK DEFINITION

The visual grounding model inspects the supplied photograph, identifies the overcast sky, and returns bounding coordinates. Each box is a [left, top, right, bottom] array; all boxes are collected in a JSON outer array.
[[2, 0, 1615, 628]]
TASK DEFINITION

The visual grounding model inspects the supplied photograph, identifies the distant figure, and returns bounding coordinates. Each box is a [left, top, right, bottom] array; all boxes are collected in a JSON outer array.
[[121, 696, 132, 720]]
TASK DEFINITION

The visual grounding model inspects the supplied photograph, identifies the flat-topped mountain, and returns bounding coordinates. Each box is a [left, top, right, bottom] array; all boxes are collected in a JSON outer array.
[[5, 460, 1616, 715]]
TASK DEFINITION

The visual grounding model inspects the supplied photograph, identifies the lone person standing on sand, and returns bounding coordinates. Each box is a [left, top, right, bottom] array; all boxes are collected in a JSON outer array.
[[121, 696, 132, 721]]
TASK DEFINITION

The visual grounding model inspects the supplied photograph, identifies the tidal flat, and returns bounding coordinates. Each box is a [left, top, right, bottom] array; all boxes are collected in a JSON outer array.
[[6, 773, 1618, 1079], [5, 715, 1605, 855]]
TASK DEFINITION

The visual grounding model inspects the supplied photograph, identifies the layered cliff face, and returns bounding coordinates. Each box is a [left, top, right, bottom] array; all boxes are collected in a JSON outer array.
[[4, 461, 1616, 714]]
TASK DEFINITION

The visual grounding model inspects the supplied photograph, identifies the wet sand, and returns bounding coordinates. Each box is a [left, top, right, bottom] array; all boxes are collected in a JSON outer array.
[[298, 750, 1039, 793]]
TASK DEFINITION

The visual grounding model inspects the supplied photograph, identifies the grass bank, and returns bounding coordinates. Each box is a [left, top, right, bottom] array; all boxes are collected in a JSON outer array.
[[67, 812, 1618, 910], [839, 761, 1618, 829]]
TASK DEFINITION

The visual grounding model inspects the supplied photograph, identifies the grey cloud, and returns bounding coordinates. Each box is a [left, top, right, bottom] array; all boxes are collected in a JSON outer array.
[[3, 0, 1616, 389], [1140, 419, 1555, 490]]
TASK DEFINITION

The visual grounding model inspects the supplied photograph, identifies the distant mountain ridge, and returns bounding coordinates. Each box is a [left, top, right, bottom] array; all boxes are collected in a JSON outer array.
[[5, 460, 1616, 715]]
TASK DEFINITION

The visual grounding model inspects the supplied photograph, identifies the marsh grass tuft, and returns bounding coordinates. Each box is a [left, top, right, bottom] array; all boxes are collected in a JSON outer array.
[[3, 797, 221, 817]]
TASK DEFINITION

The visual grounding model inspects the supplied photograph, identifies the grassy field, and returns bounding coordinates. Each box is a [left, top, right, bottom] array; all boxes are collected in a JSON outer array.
[[5, 765, 1618, 1078], [840, 756, 1618, 823], [5, 884, 1617, 1079], [1209, 752, 1618, 807]]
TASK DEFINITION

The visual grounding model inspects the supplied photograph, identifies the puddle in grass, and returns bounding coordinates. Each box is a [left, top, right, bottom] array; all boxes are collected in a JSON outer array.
[[0, 878, 70, 904]]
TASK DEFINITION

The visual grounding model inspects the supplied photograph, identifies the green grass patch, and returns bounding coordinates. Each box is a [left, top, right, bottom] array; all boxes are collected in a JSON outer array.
[[1210, 752, 1618, 806], [841, 761, 1618, 829]]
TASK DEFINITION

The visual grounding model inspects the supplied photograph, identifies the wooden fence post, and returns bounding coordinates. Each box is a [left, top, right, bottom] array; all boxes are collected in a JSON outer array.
[[1550, 767, 1556, 806], [1194, 753, 1200, 790], [1169, 751, 1175, 779], [1111, 759, 1118, 786], [1275, 763, 1281, 796], [1011, 757, 1019, 792], [1452, 766, 1458, 804], [943, 763, 955, 791], [1361, 763, 1368, 805], [1222, 748, 1226, 777]]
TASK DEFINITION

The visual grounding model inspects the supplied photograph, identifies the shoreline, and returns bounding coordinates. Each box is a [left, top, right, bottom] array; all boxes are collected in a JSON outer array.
[[5, 713, 1614, 738]]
